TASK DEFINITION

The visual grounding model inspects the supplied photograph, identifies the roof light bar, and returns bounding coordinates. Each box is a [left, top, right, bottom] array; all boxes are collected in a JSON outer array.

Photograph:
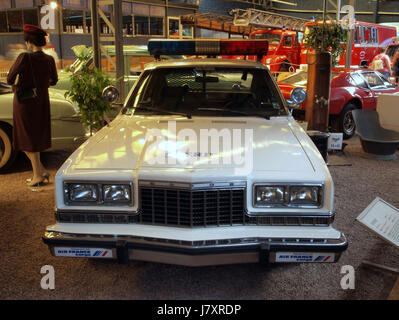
[[148, 39, 268, 57]]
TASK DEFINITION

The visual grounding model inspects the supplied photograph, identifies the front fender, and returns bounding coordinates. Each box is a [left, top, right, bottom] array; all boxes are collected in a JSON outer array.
[[329, 88, 362, 115], [264, 55, 290, 72]]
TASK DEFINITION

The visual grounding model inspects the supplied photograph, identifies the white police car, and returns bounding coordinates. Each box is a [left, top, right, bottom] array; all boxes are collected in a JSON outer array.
[[43, 39, 347, 266]]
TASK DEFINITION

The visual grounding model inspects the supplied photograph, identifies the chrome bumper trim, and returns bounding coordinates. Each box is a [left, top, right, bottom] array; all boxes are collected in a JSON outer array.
[[43, 231, 348, 265]]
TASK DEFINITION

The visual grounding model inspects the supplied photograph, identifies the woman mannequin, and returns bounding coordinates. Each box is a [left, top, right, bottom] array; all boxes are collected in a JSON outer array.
[[7, 24, 58, 186]]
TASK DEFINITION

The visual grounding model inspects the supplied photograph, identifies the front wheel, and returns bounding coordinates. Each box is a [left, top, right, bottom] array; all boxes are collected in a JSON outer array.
[[0, 124, 17, 172], [279, 61, 291, 72], [339, 104, 357, 139]]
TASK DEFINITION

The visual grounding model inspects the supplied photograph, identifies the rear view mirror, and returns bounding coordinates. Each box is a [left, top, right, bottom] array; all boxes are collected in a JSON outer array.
[[102, 86, 120, 103]]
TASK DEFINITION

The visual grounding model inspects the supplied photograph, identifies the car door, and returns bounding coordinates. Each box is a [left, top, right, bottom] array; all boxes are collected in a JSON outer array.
[[279, 35, 294, 63]]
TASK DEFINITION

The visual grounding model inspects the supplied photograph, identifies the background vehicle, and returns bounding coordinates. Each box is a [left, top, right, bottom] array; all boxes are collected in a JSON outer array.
[[301, 21, 397, 67], [249, 29, 302, 72], [278, 68, 399, 138], [0, 82, 86, 172], [55, 45, 182, 94]]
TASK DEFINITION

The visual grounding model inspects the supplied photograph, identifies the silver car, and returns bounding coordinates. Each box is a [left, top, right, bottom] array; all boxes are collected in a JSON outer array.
[[0, 82, 87, 172]]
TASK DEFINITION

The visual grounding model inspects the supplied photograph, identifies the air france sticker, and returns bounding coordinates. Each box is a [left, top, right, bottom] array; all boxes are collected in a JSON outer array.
[[54, 247, 113, 258], [275, 252, 335, 263]]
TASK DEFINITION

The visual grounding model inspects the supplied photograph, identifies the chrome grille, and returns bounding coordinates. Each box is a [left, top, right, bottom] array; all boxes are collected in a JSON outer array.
[[56, 211, 333, 226], [139, 187, 246, 227]]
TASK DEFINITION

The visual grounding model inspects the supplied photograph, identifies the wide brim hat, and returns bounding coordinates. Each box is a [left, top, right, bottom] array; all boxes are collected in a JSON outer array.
[[23, 24, 47, 37]]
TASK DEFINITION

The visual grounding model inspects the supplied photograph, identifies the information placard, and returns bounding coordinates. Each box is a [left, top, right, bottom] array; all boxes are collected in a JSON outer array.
[[328, 133, 343, 150], [356, 197, 399, 248]]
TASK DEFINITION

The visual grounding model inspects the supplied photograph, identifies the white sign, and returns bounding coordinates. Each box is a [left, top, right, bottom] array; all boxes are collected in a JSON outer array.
[[328, 132, 343, 150], [356, 197, 399, 248], [40, 5, 55, 30]]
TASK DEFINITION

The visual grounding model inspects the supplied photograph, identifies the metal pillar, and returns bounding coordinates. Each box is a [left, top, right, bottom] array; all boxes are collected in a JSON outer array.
[[373, 0, 379, 24], [113, 0, 124, 101], [327, 0, 342, 21], [90, 0, 125, 100], [345, 0, 355, 68], [91, 0, 100, 69]]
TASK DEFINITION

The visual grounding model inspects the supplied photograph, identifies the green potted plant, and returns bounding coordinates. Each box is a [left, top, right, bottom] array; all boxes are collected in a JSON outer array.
[[303, 22, 348, 66], [65, 47, 113, 136]]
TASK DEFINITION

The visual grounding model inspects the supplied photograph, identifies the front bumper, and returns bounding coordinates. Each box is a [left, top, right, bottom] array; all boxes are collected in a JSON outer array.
[[42, 224, 348, 266]]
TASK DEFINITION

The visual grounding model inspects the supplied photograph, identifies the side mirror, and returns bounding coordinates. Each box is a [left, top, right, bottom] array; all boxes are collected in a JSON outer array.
[[102, 86, 120, 103], [286, 87, 306, 109]]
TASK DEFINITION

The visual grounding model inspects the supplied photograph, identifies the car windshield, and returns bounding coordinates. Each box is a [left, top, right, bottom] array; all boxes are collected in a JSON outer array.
[[250, 32, 281, 46], [280, 71, 340, 86], [125, 67, 287, 118]]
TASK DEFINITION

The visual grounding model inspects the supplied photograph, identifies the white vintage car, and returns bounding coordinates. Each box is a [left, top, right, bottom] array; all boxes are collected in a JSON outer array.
[[0, 82, 87, 172], [42, 39, 347, 266]]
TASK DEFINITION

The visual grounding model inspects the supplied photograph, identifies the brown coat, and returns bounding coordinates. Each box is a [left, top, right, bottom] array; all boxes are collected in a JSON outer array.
[[7, 51, 58, 152]]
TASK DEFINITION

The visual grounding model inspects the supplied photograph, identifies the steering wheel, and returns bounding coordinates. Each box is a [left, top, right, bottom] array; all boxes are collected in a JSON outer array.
[[224, 93, 257, 110]]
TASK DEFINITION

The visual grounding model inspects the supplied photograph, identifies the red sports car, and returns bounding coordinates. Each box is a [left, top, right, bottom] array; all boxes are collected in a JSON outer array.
[[278, 68, 399, 138]]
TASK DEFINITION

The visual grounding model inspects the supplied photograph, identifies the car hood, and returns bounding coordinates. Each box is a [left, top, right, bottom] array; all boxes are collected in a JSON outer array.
[[70, 116, 315, 175]]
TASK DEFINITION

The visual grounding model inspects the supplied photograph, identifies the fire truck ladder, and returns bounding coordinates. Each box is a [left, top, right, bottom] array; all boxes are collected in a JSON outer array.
[[229, 8, 308, 32], [180, 8, 308, 35]]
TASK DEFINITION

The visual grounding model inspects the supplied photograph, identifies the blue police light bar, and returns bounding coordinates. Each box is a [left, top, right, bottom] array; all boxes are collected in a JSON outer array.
[[147, 39, 269, 56]]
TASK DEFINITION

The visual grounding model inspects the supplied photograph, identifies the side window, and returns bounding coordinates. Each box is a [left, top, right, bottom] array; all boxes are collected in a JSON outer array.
[[297, 32, 303, 44], [360, 72, 385, 88], [354, 26, 359, 44], [364, 27, 371, 43], [360, 26, 366, 44], [373, 28, 378, 44], [377, 72, 396, 88], [350, 73, 368, 89], [283, 36, 292, 47]]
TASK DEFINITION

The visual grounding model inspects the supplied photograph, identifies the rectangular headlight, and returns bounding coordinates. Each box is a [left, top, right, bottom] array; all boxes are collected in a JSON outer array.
[[289, 186, 320, 206], [253, 184, 322, 208], [255, 186, 285, 206], [67, 184, 98, 202], [103, 185, 131, 203], [64, 182, 133, 206]]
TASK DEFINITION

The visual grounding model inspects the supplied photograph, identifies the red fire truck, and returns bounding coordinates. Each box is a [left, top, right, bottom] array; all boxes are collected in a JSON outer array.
[[224, 18, 396, 73], [301, 20, 397, 67], [249, 29, 302, 73]]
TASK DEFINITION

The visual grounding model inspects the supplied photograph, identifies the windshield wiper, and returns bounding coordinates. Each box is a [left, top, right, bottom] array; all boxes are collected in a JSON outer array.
[[135, 102, 192, 119], [197, 107, 270, 120]]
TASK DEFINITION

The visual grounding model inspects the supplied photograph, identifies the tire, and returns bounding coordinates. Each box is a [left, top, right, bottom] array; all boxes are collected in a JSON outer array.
[[279, 61, 291, 72], [339, 103, 357, 139], [0, 124, 17, 173]]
